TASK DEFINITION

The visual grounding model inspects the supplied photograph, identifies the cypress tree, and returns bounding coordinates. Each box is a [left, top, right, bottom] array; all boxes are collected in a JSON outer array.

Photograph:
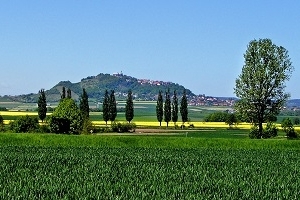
[[102, 90, 110, 125], [79, 88, 89, 119], [67, 88, 72, 99], [125, 89, 134, 123], [37, 89, 47, 122], [156, 90, 163, 127], [164, 88, 171, 127], [61, 87, 66, 99], [172, 90, 178, 126], [109, 90, 117, 122], [180, 89, 188, 124]]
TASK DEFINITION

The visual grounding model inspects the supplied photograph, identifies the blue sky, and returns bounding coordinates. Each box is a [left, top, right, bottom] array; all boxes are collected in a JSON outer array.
[[1, 1, 300, 98]]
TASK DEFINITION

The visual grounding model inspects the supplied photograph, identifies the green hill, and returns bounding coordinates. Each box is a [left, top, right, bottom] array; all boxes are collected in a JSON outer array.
[[3, 73, 195, 102]]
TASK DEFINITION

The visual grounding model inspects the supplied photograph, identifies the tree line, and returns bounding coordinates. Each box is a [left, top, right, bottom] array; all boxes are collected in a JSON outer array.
[[156, 89, 188, 128]]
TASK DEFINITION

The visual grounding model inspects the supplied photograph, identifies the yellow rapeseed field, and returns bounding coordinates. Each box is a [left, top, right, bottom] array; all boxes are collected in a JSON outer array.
[[0, 111, 51, 116]]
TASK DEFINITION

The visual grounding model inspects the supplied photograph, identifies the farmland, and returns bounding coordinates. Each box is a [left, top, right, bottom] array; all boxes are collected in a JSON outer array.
[[1, 134, 300, 199], [1, 101, 300, 198]]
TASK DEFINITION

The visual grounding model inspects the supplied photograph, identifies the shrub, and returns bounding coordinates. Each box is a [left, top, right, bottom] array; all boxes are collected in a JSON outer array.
[[281, 118, 297, 138], [9, 115, 39, 133], [81, 119, 95, 135], [263, 122, 278, 138], [38, 125, 50, 133], [49, 116, 70, 134], [225, 113, 238, 128], [0, 107, 7, 111], [111, 122, 136, 133], [249, 125, 260, 139], [49, 98, 83, 134]]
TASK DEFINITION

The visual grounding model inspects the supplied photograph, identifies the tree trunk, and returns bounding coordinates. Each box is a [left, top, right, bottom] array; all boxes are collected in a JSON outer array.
[[258, 110, 264, 138], [258, 121, 263, 138]]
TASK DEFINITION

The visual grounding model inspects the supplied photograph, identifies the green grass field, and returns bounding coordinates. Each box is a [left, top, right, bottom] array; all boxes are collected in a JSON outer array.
[[1, 133, 300, 199], [1, 101, 300, 198]]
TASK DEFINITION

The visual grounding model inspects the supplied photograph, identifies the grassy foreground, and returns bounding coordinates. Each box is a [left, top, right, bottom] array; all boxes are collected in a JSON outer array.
[[1, 133, 300, 199]]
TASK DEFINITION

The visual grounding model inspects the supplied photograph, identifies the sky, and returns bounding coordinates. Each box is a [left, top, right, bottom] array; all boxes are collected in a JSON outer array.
[[1, 1, 300, 98]]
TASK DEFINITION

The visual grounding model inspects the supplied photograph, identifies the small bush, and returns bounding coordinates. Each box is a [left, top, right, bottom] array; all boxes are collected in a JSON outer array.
[[49, 116, 70, 134], [0, 107, 7, 111], [9, 115, 39, 133], [281, 118, 297, 138], [249, 125, 260, 139], [111, 122, 136, 133], [262, 122, 278, 138], [81, 119, 95, 135]]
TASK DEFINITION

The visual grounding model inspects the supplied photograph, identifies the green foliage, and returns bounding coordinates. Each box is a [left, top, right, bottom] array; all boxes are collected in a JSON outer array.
[[37, 89, 47, 122], [180, 89, 188, 124], [79, 88, 89, 119], [225, 113, 238, 128], [263, 122, 278, 138], [156, 90, 163, 126], [249, 122, 278, 139], [205, 111, 229, 122], [294, 117, 300, 125], [281, 118, 297, 138], [125, 89, 134, 123], [171, 90, 178, 125], [49, 116, 71, 134], [49, 98, 83, 134], [102, 90, 110, 125], [164, 89, 171, 127], [249, 125, 260, 139], [81, 119, 95, 135], [0, 107, 8, 111], [61, 86, 66, 99], [9, 115, 39, 133], [111, 122, 136, 133], [109, 90, 117, 122], [0, 115, 4, 132], [234, 38, 294, 137], [67, 88, 72, 99]]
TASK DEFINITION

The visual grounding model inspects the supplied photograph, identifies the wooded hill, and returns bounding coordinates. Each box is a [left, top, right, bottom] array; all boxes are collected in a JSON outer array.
[[4, 73, 195, 102]]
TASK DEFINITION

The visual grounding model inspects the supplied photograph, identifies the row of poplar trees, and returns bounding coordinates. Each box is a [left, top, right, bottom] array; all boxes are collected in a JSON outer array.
[[102, 89, 134, 125], [156, 89, 188, 127]]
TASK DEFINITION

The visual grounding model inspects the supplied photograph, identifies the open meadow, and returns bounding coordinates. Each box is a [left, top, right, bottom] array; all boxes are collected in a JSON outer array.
[[1, 101, 300, 198]]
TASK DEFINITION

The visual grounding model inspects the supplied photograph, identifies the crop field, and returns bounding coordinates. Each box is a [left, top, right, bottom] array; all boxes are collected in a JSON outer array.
[[1, 101, 300, 198], [0, 134, 300, 199]]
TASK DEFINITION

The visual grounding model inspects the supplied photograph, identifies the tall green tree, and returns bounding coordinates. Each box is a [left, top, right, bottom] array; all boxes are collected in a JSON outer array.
[[109, 90, 117, 122], [79, 88, 89, 119], [102, 90, 110, 125], [156, 90, 163, 127], [61, 87, 66, 99], [180, 89, 188, 124], [125, 89, 134, 123], [67, 88, 72, 99], [164, 89, 171, 127], [37, 89, 47, 122], [172, 90, 178, 126], [234, 38, 293, 138]]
